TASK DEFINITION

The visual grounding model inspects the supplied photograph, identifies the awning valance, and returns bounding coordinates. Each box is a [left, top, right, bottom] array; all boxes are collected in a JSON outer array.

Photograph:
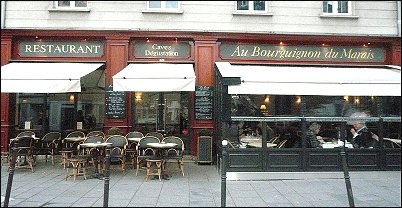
[[112, 63, 196, 92], [215, 62, 401, 96], [1, 62, 104, 93]]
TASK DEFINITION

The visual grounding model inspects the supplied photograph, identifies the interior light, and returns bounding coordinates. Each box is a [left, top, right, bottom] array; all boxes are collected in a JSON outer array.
[[296, 96, 302, 104], [264, 95, 270, 103], [69, 94, 75, 102], [260, 104, 267, 110], [343, 96, 349, 102]]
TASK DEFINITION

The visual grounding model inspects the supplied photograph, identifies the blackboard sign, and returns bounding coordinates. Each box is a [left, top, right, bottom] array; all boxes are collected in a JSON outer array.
[[105, 85, 126, 119], [195, 86, 213, 120]]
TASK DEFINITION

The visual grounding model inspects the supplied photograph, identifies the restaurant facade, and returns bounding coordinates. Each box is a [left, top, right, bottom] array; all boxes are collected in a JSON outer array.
[[1, 1, 401, 172]]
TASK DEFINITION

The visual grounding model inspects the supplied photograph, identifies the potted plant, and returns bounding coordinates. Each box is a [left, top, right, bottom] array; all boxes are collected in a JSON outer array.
[[107, 127, 121, 136]]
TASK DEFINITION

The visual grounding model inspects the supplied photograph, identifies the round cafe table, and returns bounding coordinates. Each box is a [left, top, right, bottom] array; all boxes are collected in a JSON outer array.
[[146, 142, 178, 180], [127, 137, 142, 143], [79, 142, 112, 179]]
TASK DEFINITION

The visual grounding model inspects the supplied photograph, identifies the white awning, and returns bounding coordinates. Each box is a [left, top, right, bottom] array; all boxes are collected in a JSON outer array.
[[1, 62, 104, 93], [215, 62, 401, 96], [113, 63, 196, 92]]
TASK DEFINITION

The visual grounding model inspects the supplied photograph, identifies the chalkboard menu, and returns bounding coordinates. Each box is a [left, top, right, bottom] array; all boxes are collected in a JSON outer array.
[[195, 86, 213, 120], [105, 85, 126, 119]]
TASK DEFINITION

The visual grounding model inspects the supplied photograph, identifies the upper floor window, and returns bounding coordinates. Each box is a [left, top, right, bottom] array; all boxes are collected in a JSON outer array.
[[236, 1, 267, 12], [147, 1, 179, 10], [56, 1, 87, 8], [323, 1, 351, 14]]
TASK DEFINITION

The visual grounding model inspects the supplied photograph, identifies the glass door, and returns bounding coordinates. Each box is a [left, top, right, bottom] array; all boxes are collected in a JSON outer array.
[[134, 92, 189, 136]]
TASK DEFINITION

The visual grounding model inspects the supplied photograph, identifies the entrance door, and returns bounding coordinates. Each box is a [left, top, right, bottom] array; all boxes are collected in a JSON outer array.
[[134, 92, 189, 136]]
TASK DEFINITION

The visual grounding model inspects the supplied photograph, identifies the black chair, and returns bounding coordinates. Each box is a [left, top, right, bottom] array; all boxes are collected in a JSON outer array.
[[9, 136, 35, 172], [16, 131, 35, 138], [145, 132, 164, 141], [86, 131, 105, 141], [125, 131, 144, 169], [36, 132, 61, 165], [161, 136, 185, 176], [105, 135, 128, 172], [135, 136, 160, 176]]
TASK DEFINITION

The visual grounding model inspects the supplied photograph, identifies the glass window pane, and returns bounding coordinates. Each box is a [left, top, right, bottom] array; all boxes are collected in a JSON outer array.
[[338, 1, 348, 13], [75, 1, 87, 7], [323, 1, 333, 13], [149, 1, 162, 8], [237, 1, 249, 10], [254, 1, 265, 11], [231, 95, 300, 117], [58, 1, 70, 7], [166, 1, 178, 8], [305, 96, 378, 117], [16, 94, 45, 131]]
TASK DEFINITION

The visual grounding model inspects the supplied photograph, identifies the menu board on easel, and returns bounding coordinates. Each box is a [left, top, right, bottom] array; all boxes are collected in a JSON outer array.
[[195, 86, 213, 120], [105, 85, 126, 119]]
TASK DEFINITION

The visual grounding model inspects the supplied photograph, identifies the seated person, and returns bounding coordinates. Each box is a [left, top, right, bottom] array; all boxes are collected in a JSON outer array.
[[306, 122, 324, 148], [347, 112, 378, 148]]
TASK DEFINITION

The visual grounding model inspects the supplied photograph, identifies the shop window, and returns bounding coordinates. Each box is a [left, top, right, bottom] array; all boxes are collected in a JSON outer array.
[[16, 94, 46, 131], [231, 95, 300, 117], [322, 1, 352, 15], [304, 96, 378, 117]]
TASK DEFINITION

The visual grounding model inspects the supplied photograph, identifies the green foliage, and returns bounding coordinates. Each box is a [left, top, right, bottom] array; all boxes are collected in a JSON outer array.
[[199, 128, 212, 136], [107, 127, 121, 136]]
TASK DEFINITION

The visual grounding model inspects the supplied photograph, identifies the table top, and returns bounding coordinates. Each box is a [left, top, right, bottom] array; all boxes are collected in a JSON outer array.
[[127, 137, 142, 142], [246, 142, 277, 148], [240, 136, 262, 143], [321, 141, 353, 149], [10, 136, 41, 142], [64, 137, 86, 142], [147, 142, 178, 148], [79, 142, 112, 148]]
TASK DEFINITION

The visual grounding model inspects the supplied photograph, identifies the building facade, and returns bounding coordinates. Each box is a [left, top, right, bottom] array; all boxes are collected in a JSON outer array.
[[1, 1, 401, 170]]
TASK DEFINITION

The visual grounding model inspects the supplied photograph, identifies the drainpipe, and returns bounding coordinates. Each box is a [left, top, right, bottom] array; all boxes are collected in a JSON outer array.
[[1, 1, 6, 29]]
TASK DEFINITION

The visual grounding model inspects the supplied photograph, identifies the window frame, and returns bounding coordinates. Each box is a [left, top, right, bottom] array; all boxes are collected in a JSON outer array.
[[143, 1, 183, 14], [234, 1, 272, 16], [322, 1, 352, 15], [49, 1, 90, 12]]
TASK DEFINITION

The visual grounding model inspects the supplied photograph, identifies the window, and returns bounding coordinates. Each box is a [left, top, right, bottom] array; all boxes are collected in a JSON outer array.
[[50, 1, 89, 12], [147, 1, 179, 10], [323, 1, 351, 15], [56, 1, 87, 8], [236, 1, 267, 12]]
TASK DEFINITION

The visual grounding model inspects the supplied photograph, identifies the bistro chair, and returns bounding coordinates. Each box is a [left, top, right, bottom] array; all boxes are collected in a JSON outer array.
[[76, 135, 104, 173], [60, 131, 85, 169], [36, 132, 61, 165], [145, 132, 164, 141], [16, 130, 35, 138], [105, 135, 128, 173], [135, 136, 160, 176], [161, 136, 185, 176], [86, 131, 105, 141], [9, 136, 35, 172], [277, 139, 287, 148], [125, 131, 144, 169]]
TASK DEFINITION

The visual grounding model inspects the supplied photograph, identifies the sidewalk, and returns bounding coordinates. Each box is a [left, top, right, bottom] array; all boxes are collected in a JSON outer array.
[[1, 156, 401, 207]]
